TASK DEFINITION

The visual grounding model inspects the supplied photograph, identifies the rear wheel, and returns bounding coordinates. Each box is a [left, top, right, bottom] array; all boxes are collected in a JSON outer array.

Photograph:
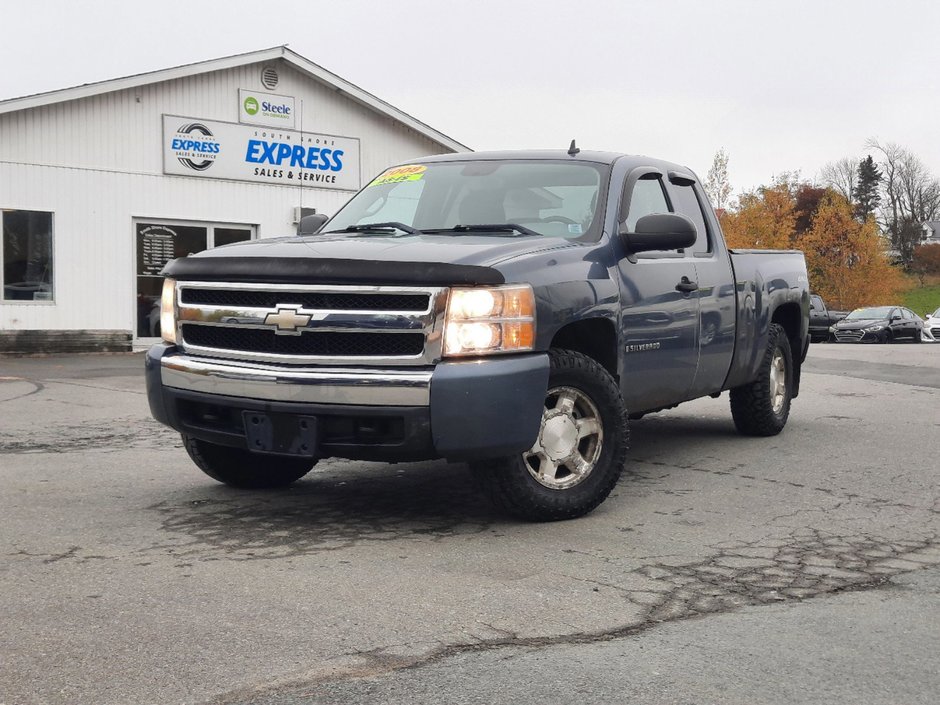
[[182, 435, 316, 489], [729, 323, 793, 436], [472, 349, 628, 521]]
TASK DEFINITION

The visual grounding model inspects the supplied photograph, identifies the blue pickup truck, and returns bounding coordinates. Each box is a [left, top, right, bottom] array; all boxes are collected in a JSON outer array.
[[147, 149, 810, 521]]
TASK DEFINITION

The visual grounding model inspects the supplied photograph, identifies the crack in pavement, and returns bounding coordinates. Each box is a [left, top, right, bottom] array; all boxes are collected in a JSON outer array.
[[141, 466, 497, 561], [632, 457, 938, 514], [203, 530, 940, 705]]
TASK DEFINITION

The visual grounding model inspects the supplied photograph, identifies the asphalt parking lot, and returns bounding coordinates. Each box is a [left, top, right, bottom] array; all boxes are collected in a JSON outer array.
[[1, 343, 938, 705]]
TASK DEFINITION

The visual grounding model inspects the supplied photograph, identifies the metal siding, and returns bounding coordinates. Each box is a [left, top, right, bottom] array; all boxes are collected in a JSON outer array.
[[0, 60, 451, 176], [0, 59, 455, 332]]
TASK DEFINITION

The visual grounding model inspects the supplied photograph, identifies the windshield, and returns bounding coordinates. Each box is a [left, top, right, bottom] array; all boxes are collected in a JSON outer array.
[[324, 160, 608, 240], [930, 307, 940, 318], [845, 306, 893, 320]]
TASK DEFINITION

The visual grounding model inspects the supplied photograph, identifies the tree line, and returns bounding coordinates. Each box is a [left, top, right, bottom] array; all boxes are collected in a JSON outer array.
[[703, 143, 940, 309]]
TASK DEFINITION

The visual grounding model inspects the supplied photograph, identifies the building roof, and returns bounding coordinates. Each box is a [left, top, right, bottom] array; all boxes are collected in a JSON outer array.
[[0, 46, 469, 153]]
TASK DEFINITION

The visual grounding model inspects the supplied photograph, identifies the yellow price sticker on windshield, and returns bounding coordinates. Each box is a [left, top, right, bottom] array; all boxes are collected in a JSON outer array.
[[369, 164, 427, 186]]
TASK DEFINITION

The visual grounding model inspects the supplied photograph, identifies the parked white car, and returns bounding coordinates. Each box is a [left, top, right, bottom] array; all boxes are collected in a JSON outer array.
[[924, 307, 940, 341]]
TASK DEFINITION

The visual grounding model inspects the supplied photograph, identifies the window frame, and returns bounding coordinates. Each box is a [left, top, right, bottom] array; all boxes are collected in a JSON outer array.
[[619, 167, 686, 260]]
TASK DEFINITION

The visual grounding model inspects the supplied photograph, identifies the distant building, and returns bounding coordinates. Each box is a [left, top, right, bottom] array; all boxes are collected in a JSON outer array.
[[922, 221, 940, 246], [0, 46, 467, 354]]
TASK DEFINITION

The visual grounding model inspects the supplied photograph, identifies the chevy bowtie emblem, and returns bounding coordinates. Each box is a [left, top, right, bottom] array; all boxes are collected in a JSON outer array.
[[264, 306, 312, 335]]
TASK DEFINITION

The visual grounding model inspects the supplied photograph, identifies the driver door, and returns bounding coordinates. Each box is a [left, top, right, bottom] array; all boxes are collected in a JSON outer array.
[[615, 170, 700, 412]]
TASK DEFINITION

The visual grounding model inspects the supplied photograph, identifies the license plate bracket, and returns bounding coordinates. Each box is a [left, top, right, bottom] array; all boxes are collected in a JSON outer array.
[[242, 411, 318, 457]]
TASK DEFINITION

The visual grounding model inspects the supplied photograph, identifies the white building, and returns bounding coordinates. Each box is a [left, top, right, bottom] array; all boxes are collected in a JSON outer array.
[[0, 46, 466, 353]]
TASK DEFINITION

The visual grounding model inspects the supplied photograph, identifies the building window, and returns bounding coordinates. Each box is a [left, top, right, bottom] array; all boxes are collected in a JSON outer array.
[[2, 210, 54, 302]]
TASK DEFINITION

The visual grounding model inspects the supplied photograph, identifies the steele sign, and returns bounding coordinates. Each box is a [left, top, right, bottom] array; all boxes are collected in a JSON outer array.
[[238, 89, 296, 128]]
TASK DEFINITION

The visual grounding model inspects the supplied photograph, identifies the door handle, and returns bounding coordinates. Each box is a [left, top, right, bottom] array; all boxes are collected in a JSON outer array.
[[675, 277, 698, 293]]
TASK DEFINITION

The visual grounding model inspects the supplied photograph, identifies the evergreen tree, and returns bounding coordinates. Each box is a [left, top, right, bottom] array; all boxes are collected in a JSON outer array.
[[854, 155, 882, 221]]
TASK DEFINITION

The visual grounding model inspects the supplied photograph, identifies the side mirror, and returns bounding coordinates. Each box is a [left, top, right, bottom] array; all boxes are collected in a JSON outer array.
[[890, 314, 902, 321], [297, 213, 328, 236], [619, 213, 697, 254]]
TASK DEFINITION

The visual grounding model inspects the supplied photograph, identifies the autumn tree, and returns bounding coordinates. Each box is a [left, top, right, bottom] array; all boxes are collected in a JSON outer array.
[[704, 149, 732, 210], [854, 155, 882, 221], [719, 179, 905, 309], [797, 193, 905, 309], [719, 181, 796, 250], [910, 243, 940, 287], [794, 185, 828, 235]]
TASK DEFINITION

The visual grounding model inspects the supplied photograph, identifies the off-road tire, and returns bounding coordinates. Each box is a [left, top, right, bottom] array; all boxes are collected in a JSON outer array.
[[472, 349, 629, 521], [729, 323, 792, 436], [182, 434, 316, 489]]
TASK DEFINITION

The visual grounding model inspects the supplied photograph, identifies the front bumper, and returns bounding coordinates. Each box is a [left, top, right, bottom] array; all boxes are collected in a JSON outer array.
[[146, 345, 549, 462]]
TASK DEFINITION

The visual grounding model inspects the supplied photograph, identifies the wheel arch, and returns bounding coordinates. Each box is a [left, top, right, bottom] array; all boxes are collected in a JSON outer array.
[[549, 317, 618, 380]]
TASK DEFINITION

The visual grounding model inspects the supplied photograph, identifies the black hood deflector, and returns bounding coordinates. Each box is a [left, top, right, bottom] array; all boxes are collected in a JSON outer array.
[[162, 256, 505, 287]]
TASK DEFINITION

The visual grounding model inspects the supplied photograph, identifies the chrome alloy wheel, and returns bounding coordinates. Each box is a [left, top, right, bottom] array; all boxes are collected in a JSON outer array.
[[524, 386, 604, 490], [770, 348, 787, 414]]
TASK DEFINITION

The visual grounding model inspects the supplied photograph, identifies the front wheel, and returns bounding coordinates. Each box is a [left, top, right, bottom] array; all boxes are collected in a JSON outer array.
[[729, 323, 793, 436], [472, 349, 629, 521], [182, 435, 316, 489]]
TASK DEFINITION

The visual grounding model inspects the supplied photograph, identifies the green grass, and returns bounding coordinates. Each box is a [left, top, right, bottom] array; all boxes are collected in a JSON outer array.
[[903, 284, 940, 317]]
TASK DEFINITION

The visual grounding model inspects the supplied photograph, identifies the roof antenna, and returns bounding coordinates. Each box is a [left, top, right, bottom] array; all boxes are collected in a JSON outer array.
[[568, 139, 580, 156]]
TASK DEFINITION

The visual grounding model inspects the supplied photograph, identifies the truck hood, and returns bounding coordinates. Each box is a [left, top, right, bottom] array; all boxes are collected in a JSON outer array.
[[163, 232, 581, 286], [196, 232, 577, 268]]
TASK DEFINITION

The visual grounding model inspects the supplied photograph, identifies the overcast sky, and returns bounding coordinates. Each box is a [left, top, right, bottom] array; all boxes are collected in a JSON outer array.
[[3, 0, 939, 195]]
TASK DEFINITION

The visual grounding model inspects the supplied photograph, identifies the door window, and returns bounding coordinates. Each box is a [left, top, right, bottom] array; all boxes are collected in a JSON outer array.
[[213, 227, 252, 248], [624, 177, 669, 232]]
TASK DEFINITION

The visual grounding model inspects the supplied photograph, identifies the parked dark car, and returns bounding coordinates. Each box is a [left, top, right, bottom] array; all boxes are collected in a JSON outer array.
[[808, 294, 847, 342], [831, 306, 924, 343]]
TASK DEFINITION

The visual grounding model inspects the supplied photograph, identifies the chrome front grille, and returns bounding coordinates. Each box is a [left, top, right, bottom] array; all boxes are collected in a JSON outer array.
[[180, 287, 431, 312], [175, 281, 447, 366], [833, 330, 865, 342]]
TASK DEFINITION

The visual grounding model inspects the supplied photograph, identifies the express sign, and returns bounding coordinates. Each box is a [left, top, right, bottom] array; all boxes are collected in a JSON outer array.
[[162, 115, 361, 191]]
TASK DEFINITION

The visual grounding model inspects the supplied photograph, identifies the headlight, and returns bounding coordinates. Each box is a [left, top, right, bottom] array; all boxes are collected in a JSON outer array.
[[444, 284, 535, 356], [862, 324, 884, 333], [160, 278, 177, 344]]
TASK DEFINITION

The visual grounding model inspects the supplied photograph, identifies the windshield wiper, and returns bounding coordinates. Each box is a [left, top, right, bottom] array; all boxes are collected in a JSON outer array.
[[423, 223, 541, 238], [323, 222, 423, 235]]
